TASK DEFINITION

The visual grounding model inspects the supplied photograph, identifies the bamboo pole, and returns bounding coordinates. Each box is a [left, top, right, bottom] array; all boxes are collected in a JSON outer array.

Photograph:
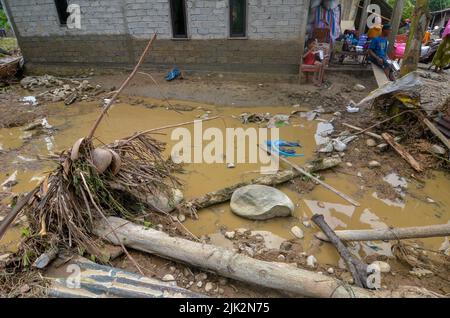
[[314, 223, 450, 242], [87, 33, 157, 139]]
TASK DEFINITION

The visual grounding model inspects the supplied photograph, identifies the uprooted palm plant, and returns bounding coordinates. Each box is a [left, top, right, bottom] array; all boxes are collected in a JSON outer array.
[[0, 34, 189, 269]]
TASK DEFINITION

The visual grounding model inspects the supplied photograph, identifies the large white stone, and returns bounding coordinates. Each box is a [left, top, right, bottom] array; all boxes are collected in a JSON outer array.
[[230, 185, 294, 220]]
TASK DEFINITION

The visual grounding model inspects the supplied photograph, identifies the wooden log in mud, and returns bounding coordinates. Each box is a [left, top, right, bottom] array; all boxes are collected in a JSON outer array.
[[93, 217, 443, 298], [314, 223, 450, 242], [182, 157, 341, 211], [311, 214, 368, 289], [382, 132, 424, 172]]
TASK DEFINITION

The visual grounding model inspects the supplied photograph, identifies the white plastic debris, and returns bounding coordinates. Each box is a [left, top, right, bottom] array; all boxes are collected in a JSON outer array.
[[22, 96, 38, 106]]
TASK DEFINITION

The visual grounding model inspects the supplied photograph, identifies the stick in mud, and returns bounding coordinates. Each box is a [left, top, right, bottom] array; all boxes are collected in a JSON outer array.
[[259, 144, 360, 206], [382, 132, 424, 172], [311, 214, 369, 289]]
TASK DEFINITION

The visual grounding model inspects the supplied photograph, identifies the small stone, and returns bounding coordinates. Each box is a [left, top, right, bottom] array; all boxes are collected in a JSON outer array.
[[346, 162, 353, 167], [195, 273, 208, 282], [306, 255, 317, 268], [302, 220, 311, 228], [218, 278, 228, 286], [218, 288, 224, 294], [327, 267, 335, 274], [368, 160, 381, 168], [366, 139, 377, 147], [370, 261, 391, 273], [177, 214, 186, 222], [333, 111, 342, 117], [409, 268, 433, 277], [277, 254, 286, 261], [20, 284, 30, 294], [156, 224, 164, 231], [430, 144, 446, 155], [426, 197, 436, 203], [0, 253, 11, 262], [169, 266, 176, 273], [227, 162, 235, 168], [236, 228, 248, 235], [353, 84, 366, 92], [196, 281, 203, 288], [290, 226, 304, 239], [377, 143, 389, 151], [205, 282, 215, 292], [224, 231, 235, 240], [162, 274, 175, 282], [357, 172, 363, 177]]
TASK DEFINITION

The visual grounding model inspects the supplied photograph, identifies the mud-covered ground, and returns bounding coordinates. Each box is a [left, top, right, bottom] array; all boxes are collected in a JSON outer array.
[[1, 68, 449, 298]]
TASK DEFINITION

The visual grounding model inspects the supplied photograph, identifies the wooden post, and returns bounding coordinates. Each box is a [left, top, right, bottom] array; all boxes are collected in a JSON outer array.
[[399, 0, 430, 76], [358, 0, 371, 35], [388, 0, 406, 54]]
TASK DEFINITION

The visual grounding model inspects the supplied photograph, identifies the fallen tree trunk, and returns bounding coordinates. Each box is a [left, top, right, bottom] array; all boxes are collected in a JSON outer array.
[[382, 132, 424, 172], [93, 217, 442, 298], [312, 214, 368, 289], [181, 157, 341, 212], [314, 223, 450, 242]]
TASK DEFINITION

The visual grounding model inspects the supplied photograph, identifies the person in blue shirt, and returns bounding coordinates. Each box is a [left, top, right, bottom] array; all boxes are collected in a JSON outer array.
[[368, 24, 392, 79]]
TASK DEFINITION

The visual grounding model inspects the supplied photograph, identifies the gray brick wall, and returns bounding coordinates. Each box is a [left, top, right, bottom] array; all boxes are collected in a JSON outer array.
[[6, 0, 307, 40], [3, 0, 309, 73]]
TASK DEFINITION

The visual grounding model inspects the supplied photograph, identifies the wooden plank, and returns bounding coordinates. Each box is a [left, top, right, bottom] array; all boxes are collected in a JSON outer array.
[[371, 63, 390, 87], [382, 132, 424, 172]]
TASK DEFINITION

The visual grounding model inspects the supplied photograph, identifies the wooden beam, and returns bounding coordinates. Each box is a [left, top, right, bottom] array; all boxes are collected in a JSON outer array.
[[358, 0, 371, 35], [382, 132, 424, 172], [388, 0, 406, 53], [314, 223, 450, 242]]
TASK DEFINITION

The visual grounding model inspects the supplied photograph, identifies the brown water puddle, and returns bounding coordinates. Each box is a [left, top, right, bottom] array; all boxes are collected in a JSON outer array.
[[1, 98, 449, 268]]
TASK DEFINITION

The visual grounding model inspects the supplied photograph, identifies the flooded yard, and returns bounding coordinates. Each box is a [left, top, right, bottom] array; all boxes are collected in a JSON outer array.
[[1, 98, 449, 271]]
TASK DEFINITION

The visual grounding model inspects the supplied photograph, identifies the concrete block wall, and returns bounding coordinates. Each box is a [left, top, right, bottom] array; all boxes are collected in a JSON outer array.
[[3, 0, 309, 73]]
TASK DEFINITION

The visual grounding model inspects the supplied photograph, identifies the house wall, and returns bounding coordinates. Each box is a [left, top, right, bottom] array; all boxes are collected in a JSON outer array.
[[2, 0, 310, 74]]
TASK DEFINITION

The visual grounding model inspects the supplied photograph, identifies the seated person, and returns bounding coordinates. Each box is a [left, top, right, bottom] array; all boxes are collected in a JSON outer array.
[[302, 38, 323, 85], [368, 24, 394, 80]]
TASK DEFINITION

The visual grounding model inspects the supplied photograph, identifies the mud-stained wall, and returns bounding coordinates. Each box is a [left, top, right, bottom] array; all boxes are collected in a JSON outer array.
[[2, 0, 309, 74]]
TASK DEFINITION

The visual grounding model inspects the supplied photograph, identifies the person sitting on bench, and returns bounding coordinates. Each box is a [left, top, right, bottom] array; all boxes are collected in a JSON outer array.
[[368, 24, 393, 80]]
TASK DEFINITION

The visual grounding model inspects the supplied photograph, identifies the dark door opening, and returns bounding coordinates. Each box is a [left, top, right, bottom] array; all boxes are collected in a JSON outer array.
[[170, 0, 188, 38], [54, 0, 70, 25], [229, 0, 246, 37]]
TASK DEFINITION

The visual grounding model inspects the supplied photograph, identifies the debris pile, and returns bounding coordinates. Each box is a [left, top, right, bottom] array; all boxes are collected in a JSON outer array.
[[20, 75, 103, 105]]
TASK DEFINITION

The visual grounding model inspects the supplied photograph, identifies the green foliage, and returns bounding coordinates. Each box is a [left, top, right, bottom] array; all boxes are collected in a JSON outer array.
[[0, 9, 10, 30], [387, 0, 450, 19]]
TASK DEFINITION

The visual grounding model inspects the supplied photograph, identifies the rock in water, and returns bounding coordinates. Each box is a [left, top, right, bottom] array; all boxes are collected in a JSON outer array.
[[230, 185, 294, 220], [290, 226, 304, 239]]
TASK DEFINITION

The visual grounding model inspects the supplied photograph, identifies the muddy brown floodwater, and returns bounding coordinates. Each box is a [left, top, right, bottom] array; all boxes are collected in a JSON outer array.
[[1, 98, 449, 269]]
